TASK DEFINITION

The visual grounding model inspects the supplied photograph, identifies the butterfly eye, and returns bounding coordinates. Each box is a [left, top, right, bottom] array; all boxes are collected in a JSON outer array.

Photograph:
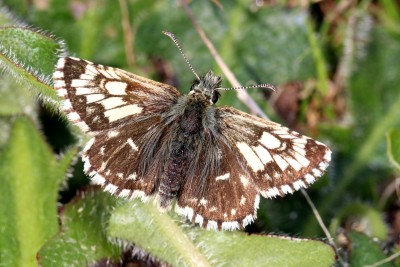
[[211, 91, 220, 104], [190, 80, 200, 91]]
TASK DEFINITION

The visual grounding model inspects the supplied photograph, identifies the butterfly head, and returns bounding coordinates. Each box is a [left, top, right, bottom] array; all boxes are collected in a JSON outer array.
[[190, 71, 222, 104]]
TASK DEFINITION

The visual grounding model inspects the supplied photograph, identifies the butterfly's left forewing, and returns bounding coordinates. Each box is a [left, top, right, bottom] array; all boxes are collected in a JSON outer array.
[[54, 57, 180, 133]]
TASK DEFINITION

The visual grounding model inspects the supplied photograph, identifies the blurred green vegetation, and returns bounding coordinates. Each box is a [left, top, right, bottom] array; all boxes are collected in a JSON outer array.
[[1, 0, 400, 266]]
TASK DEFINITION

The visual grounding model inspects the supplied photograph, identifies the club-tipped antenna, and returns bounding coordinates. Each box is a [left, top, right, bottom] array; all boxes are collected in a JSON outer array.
[[217, 83, 277, 92], [163, 31, 200, 80]]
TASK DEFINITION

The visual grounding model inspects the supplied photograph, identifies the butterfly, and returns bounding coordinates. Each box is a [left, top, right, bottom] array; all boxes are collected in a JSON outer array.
[[53, 34, 331, 231]]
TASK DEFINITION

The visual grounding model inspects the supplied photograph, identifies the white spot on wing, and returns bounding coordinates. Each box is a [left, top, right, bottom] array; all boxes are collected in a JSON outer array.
[[108, 131, 119, 138], [207, 221, 218, 230], [176, 206, 194, 221], [240, 175, 250, 187], [216, 173, 230, 181], [130, 190, 147, 201], [324, 150, 332, 161], [83, 138, 95, 153], [293, 138, 308, 144], [253, 145, 273, 164], [105, 81, 127, 95], [85, 64, 100, 75], [272, 154, 289, 171], [71, 79, 92, 87], [293, 143, 306, 150], [53, 71, 64, 79], [284, 154, 303, 171], [243, 215, 254, 227], [281, 184, 293, 194], [54, 80, 66, 88], [80, 73, 95, 80], [200, 198, 208, 206], [236, 142, 264, 172], [293, 180, 306, 190], [263, 187, 280, 198], [75, 87, 97, 95], [104, 104, 143, 122], [195, 214, 204, 226], [104, 184, 118, 194], [86, 94, 105, 103], [313, 169, 322, 177], [119, 189, 131, 198], [127, 138, 138, 151], [221, 221, 240, 231], [127, 173, 137, 180], [56, 58, 65, 69], [75, 121, 90, 132], [91, 173, 106, 185], [99, 97, 125, 110], [254, 194, 260, 210], [83, 160, 91, 172], [62, 100, 72, 110], [107, 69, 121, 79], [293, 150, 310, 167], [305, 174, 315, 184], [259, 132, 281, 149], [57, 88, 67, 97], [240, 196, 246, 206], [67, 112, 80, 121], [99, 69, 113, 79]]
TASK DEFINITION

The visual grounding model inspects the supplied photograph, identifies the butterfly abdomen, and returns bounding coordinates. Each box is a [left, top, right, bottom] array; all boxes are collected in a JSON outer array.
[[158, 96, 207, 208]]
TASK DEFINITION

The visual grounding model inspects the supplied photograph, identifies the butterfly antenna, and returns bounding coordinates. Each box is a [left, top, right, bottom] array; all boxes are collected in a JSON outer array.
[[162, 31, 200, 80], [217, 83, 277, 92]]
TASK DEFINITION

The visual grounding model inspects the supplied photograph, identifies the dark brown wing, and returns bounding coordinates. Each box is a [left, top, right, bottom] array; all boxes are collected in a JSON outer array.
[[81, 115, 169, 199], [177, 137, 259, 230], [54, 57, 180, 198], [54, 57, 180, 133], [217, 107, 331, 198], [176, 106, 331, 230]]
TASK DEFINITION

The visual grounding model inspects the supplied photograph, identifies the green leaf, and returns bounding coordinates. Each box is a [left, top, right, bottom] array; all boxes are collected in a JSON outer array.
[[387, 129, 400, 172], [0, 26, 65, 105], [0, 117, 77, 267], [108, 200, 336, 267], [348, 231, 392, 267], [38, 187, 122, 266], [0, 74, 36, 116]]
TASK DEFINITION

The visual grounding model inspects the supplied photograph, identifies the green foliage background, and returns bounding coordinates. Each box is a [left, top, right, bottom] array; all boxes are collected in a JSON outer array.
[[1, 0, 400, 266]]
